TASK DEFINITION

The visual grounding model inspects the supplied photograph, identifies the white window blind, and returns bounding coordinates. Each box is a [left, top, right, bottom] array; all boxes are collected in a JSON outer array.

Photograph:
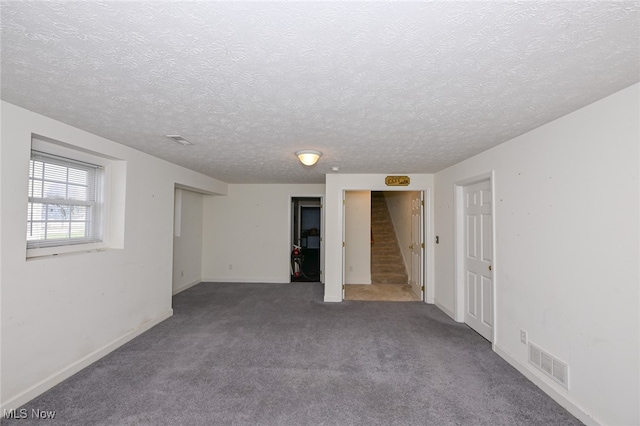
[[27, 150, 104, 249]]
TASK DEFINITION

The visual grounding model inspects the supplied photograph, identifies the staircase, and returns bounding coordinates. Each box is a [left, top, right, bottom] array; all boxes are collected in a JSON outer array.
[[370, 192, 408, 285]]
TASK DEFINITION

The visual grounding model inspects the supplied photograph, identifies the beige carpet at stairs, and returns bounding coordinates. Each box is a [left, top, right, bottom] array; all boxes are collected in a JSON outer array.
[[345, 284, 420, 302]]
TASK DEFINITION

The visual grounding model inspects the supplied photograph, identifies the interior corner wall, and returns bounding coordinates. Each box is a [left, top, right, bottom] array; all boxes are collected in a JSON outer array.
[[433, 83, 640, 426], [201, 183, 326, 284], [344, 191, 371, 284], [172, 188, 204, 294], [0, 102, 227, 411], [384, 191, 418, 278]]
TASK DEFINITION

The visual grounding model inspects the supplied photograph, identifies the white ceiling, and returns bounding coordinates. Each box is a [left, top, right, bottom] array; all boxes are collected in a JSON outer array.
[[1, 1, 638, 184]]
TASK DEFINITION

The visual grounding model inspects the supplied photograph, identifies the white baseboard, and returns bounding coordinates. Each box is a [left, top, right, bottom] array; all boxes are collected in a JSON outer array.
[[425, 289, 435, 305], [172, 279, 200, 295], [434, 301, 456, 320], [493, 345, 601, 426], [201, 277, 290, 284], [324, 295, 342, 302], [0, 309, 173, 412]]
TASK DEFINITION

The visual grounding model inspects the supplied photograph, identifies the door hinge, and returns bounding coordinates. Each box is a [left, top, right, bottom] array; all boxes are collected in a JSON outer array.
[[421, 286, 425, 291], [421, 242, 425, 249], [342, 284, 345, 290], [342, 241, 345, 247], [421, 200, 424, 206]]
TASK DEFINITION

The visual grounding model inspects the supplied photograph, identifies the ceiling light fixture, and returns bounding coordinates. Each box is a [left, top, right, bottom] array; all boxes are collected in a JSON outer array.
[[166, 135, 193, 146], [295, 150, 322, 166]]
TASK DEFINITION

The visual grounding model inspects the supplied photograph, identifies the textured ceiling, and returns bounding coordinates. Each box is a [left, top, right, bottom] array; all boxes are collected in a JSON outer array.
[[1, 1, 638, 184]]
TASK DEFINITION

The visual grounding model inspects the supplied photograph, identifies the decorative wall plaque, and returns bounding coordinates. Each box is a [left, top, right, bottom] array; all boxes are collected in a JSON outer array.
[[385, 176, 410, 186]]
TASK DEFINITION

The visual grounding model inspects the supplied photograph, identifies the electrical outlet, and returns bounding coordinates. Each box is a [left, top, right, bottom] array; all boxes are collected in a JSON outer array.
[[520, 330, 527, 344]]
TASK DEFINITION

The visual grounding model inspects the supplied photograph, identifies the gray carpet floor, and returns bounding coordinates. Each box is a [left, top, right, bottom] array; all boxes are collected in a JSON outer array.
[[3, 282, 582, 426]]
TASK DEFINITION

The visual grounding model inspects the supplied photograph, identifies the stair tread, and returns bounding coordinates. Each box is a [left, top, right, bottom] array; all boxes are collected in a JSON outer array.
[[370, 193, 407, 285]]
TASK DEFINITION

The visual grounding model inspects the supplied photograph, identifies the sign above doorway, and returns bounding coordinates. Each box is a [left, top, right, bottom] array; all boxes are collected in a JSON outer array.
[[385, 176, 410, 186]]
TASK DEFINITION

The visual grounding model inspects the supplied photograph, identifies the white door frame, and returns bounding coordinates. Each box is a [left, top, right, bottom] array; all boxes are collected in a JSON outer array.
[[453, 171, 497, 346], [341, 188, 432, 303], [342, 191, 346, 298]]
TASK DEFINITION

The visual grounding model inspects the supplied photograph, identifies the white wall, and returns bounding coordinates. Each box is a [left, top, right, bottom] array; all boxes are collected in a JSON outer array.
[[344, 191, 371, 284], [324, 174, 434, 302], [172, 188, 204, 294], [0, 102, 227, 410], [384, 191, 418, 277], [202, 184, 325, 283], [433, 84, 639, 426]]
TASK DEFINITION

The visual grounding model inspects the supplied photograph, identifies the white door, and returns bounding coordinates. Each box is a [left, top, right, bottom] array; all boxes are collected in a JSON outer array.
[[464, 180, 493, 341], [409, 192, 423, 299]]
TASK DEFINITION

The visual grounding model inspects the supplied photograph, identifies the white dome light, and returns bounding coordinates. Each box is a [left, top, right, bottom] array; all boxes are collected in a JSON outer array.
[[295, 150, 322, 166]]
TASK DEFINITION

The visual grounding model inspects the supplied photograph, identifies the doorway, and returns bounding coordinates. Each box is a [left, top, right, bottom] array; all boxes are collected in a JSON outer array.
[[291, 197, 322, 282], [172, 188, 204, 296], [343, 190, 425, 302]]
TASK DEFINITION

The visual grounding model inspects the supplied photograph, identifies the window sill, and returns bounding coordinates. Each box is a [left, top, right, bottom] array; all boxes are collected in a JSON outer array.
[[26, 242, 110, 260]]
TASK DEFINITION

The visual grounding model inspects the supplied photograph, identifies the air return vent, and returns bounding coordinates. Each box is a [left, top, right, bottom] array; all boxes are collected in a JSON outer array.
[[528, 342, 569, 389], [165, 135, 193, 146]]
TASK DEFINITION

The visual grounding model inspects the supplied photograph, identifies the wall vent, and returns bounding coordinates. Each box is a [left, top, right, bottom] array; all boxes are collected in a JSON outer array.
[[528, 342, 569, 389]]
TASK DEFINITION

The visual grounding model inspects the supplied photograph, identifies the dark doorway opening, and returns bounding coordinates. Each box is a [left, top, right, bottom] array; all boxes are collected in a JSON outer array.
[[291, 197, 321, 282]]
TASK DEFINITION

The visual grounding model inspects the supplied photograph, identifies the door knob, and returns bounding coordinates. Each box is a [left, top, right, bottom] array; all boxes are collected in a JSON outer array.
[[409, 244, 414, 249]]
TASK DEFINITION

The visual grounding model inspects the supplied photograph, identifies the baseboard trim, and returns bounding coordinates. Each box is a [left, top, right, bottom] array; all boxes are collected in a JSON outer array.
[[201, 277, 290, 284], [0, 309, 173, 412], [172, 279, 200, 295], [493, 345, 601, 426], [324, 296, 342, 302], [434, 301, 456, 320]]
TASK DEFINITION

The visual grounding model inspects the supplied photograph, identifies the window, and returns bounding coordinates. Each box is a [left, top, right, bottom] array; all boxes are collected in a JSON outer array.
[[27, 150, 104, 250]]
